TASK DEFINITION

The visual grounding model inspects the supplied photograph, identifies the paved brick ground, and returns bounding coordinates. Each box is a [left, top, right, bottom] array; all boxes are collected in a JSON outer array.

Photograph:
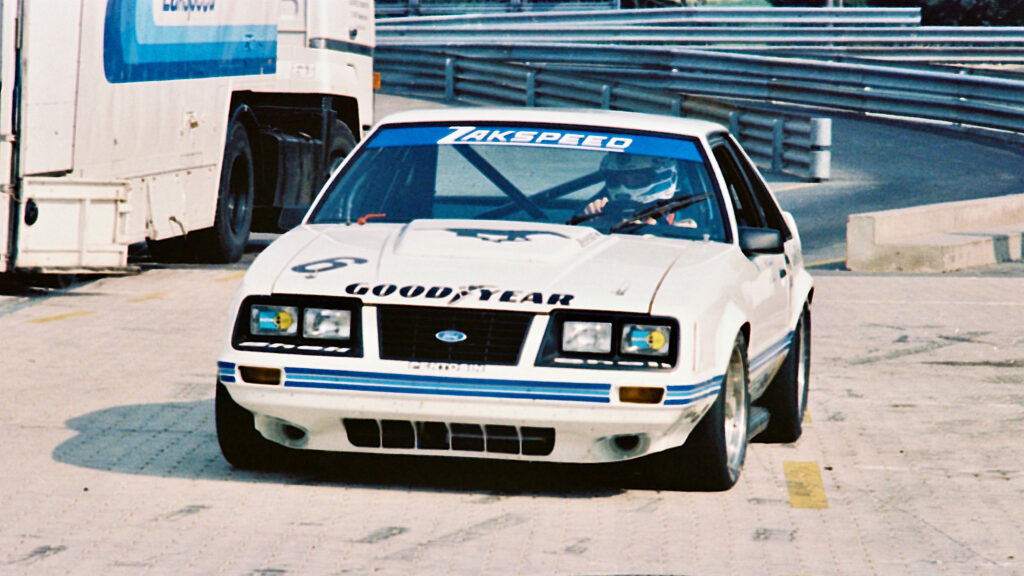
[[1, 266, 1022, 575]]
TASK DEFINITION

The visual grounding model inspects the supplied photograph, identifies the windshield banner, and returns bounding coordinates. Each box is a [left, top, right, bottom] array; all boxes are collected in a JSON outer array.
[[366, 125, 704, 162]]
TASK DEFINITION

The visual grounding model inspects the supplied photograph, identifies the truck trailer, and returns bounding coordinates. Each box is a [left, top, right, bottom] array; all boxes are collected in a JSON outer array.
[[0, 0, 375, 275]]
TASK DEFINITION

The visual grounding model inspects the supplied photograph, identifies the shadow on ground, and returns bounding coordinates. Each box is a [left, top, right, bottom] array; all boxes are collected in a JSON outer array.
[[53, 399, 630, 498]]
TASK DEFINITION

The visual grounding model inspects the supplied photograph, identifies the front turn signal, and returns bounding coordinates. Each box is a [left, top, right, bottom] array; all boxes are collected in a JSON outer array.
[[619, 386, 664, 404]]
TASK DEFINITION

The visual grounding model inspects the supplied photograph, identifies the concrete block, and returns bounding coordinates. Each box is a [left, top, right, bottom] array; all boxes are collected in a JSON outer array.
[[847, 194, 1024, 273]]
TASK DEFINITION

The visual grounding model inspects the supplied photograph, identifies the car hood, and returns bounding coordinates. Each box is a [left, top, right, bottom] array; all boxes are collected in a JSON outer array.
[[252, 219, 728, 314]]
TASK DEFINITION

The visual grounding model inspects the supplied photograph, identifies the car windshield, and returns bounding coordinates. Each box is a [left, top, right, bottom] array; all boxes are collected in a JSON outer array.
[[308, 123, 728, 241]]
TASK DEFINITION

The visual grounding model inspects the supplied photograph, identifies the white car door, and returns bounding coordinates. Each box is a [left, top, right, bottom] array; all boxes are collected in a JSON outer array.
[[711, 137, 792, 396]]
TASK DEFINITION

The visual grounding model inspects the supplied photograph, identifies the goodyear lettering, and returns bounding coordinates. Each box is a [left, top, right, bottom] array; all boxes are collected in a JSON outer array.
[[345, 282, 574, 306], [163, 0, 216, 12], [438, 126, 632, 152]]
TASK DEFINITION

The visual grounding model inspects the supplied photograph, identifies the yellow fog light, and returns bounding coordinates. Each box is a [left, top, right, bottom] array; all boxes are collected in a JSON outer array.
[[619, 386, 665, 404], [239, 366, 282, 385]]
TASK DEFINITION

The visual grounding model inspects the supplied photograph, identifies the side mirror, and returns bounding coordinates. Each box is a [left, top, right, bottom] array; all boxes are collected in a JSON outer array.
[[278, 206, 309, 231], [738, 226, 784, 255]]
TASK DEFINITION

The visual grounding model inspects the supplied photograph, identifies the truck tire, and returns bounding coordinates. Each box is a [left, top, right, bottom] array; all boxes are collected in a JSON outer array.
[[216, 383, 291, 470], [757, 306, 811, 443], [325, 120, 356, 176], [192, 120, 254, 263], [645, 333, 750, 491]]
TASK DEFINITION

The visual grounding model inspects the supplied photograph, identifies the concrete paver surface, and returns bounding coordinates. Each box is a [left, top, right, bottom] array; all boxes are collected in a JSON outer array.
[[1, 266, 1021, 575]]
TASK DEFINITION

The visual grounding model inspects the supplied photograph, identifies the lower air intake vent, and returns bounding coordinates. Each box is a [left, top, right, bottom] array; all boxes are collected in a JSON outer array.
[[343, 418, 555, 456]]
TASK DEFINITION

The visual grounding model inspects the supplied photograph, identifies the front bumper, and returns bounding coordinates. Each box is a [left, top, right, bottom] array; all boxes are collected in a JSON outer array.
[[217, 357, 721, 464]]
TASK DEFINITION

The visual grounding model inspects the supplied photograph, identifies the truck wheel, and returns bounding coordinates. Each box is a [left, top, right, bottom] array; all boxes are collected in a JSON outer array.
[[216, 383, 290, 470], [645, 333, 750, 491], [192, 120, 254, 263], [325, 120, 356, 176], [757, 306, 811, 443]]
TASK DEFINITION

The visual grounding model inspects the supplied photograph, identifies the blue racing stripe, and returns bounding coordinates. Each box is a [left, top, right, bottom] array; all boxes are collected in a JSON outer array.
[[217, 361, 236, 383], [664, 375, 723, 405], [750, 332, 794, 372], [283, 367, 612, 403]]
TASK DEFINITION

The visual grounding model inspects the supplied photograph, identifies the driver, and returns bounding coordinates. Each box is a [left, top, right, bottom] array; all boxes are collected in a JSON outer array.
[[584, 153, 680, 223]]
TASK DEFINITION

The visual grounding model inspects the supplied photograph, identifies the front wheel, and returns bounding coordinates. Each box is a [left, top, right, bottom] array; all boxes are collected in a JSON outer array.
[[644, 333, 751, 491], [216, 383, 291, 470]]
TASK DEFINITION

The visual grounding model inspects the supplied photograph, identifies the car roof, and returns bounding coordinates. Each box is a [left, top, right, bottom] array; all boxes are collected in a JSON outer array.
[[373, 107, 726, 140]]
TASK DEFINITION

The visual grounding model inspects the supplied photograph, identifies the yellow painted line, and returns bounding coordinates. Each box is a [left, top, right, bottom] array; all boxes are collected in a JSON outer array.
[[770, 182, 819, 193], [216, 271, 246, 282], [804, 411, 813, 424], [31, 310, 97, 324], [784, 461, 829, 509], [806, 257, 846, 269], [131, 291, 169, 303]]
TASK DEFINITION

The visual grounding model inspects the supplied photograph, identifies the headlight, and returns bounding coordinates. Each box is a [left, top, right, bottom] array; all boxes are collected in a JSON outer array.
[[303, 308, 352, 340], [561, 321, 613, 354], [621, 324, 671, 356], [251, 305, 298, 336]]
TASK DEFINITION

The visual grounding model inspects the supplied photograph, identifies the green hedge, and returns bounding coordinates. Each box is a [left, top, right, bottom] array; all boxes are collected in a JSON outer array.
[[766, 0, 1024, 25]]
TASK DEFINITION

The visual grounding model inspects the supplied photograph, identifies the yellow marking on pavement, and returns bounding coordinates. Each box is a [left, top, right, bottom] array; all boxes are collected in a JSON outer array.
[[770, 182, 819, 193], [216, 271, 246, 282], [806, 257, 846, 269], [804, 411, 813, 424], [131, 291, 169, 303], [784, 461, 829, 509], [31, 310, 97, 324]]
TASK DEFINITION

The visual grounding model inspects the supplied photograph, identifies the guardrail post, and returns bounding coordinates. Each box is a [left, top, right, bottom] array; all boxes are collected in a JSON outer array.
[[526, 71, 536, 107], [728, 111, 740, 138], [444, 58, 456, 103], [772, 119, 784, 173], [671, 96, 682, 117], [601, 85, 612, 109], [809, 118, 832, 181]]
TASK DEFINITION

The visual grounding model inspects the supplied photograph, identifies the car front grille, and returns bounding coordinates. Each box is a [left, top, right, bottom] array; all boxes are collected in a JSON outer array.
[[377, 306, 533, 365], [343, 418, 556, 456]]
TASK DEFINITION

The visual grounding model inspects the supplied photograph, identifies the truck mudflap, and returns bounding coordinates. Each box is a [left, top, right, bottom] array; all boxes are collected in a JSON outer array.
[[14, 178, 132, 271]]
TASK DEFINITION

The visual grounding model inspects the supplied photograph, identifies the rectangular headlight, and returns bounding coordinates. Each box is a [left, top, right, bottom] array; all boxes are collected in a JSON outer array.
[[250, 305, 298, 336], [303, 308, 352, 340], [562, 321, 613, 354], [621, 324, 671, 357]]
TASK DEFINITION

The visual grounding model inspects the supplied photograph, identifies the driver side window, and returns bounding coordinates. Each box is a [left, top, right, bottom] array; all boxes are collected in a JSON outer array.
[[712, 140, 765, 229]]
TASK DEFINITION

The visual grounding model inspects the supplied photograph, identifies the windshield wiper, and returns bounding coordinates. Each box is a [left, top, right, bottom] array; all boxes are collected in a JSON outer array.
[[610, 194, 711, 233]]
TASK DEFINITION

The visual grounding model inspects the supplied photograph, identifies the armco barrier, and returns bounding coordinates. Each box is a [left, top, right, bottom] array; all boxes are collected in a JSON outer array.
[[378, 7, 922, 26], [383, 43, 1024, 135], [375, 50, 832, 180]]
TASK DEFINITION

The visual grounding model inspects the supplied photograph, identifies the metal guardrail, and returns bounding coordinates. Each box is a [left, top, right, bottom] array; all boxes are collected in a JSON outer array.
[[377, 0, 620, 17], [377, 43, 1024, 135], [376, 50, 832, 180], [378, 7, 922, 26]]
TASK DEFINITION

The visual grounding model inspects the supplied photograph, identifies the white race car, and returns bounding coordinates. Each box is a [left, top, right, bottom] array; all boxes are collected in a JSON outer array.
[[216, 108, 813, 491]]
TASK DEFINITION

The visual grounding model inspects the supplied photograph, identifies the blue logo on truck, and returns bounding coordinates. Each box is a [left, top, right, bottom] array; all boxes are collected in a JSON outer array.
[[103, 0, 277, 83]]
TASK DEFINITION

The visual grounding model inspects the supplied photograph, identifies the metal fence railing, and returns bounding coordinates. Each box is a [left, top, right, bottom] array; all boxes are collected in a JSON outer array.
[[378, 7, 922, 26], [376, 43, 1024, 135], [377, 8, 1024, 63], [377, 0, 620, 17], [376, 50, 832, 180]]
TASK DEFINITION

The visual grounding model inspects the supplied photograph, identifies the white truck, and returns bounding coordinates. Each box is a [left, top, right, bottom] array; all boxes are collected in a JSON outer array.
[[0, 0, 375, 276]]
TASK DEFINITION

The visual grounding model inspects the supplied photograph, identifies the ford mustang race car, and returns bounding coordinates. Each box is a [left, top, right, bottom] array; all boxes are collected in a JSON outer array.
[[215, 108, 813, 491]]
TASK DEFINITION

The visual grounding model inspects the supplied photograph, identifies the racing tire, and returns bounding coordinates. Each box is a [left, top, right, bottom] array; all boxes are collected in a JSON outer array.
[[216, 383, 291, 470], [646, 333, 750, 491], [191, 120, 255, 263], [757, 305, 811, 443]]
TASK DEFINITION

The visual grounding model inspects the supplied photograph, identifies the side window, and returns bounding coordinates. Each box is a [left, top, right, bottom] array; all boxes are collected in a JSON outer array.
[[712, 142, 765, 229], [726, 135, 792, 240]]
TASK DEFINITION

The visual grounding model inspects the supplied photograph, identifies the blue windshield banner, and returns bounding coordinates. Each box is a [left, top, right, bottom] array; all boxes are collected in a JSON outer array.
[[366, 125, 704, 162]]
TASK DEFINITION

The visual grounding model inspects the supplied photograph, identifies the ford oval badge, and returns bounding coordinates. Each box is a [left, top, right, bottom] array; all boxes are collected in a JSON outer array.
[[435, 330, 467, 343]]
